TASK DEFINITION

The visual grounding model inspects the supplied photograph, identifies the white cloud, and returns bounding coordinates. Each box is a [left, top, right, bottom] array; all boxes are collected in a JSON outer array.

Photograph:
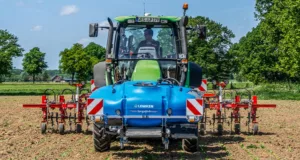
[[16, 1, 24, 6], [31, 25, 43, 31], [60, 5, 79, 16], [78, 38, 93, 46]]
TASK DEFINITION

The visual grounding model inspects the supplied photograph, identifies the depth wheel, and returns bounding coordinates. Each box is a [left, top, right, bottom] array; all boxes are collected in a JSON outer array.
[[234, 123, 240, 134], [58, 123, 65, 135], [93, 123, 111, 152], [217, 123, 223, 135], [182, 138, 199, 153], [41, 123, 47, 134], [253, 124, 259, 135], [76, 123, 82, 133]]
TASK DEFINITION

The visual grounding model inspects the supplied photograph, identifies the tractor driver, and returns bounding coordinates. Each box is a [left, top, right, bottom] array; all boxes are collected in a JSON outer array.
[[136, 29, 160, 54]]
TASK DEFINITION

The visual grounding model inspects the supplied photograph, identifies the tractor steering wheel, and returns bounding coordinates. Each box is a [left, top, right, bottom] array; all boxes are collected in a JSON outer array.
[[137, 52, 152, 59], [163, 78, 180, 86]]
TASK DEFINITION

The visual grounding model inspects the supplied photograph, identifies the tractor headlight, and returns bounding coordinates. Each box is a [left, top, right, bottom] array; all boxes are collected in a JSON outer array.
[[167, 108, 172, 115], [115, 109, 121, 116]]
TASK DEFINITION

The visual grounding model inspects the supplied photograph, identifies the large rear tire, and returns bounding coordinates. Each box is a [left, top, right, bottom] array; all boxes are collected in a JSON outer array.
[[182, 138, 199, 153], [93, 123, 111, 152]]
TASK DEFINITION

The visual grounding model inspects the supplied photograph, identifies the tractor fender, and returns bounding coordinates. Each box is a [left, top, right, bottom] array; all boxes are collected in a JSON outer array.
[[93, 62, 106, 88]]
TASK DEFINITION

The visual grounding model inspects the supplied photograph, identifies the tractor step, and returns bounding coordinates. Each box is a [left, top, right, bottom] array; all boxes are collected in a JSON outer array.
[[172, 133, 198, 139], [126, 128, 162, 138]]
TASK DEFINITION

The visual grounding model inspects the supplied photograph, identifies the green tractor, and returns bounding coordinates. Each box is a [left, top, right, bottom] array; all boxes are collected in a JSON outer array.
[[87, 4, 207, 152]]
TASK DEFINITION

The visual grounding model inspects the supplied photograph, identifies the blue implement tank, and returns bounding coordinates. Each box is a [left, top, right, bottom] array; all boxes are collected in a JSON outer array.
[[89, 81, 202, 127]]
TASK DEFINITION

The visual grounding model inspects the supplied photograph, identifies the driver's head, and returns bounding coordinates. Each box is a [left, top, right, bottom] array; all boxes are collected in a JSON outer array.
[[144, 29, 153, 41]]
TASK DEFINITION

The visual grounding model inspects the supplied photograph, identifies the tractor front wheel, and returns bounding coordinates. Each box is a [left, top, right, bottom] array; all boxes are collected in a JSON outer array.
[[93, 123, 111, 152], [182, 138, 199, 152]]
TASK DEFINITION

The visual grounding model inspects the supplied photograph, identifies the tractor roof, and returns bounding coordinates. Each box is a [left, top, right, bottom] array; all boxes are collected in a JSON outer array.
[[114, 16, 181, 23]]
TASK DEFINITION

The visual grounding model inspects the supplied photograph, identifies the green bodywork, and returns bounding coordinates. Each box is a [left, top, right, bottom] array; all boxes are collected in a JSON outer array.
[[185, 62, 191, 87], [131, 60, 161, 81], [114, 16, 181, 23]]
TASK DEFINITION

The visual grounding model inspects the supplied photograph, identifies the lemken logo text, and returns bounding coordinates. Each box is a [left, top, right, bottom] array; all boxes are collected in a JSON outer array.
[[134, 104, 154, 108]]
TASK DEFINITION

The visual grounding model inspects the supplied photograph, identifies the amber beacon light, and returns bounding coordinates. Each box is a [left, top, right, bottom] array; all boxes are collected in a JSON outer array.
[[183, 3, 189, 10]]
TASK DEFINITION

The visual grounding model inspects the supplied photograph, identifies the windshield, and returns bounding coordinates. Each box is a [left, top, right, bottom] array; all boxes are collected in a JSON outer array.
[[118, 25, 177, 59]]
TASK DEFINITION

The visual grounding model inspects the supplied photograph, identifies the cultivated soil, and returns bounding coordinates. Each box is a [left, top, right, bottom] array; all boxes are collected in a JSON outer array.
[[0, 96, 299, 160]]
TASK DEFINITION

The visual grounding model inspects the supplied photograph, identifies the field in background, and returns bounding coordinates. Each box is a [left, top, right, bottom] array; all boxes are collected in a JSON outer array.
[[1, 82, 300, 100], [0, 82, 90, 96]]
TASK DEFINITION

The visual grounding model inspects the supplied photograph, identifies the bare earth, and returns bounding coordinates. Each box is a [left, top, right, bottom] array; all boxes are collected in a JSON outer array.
[[0, 96, 299, 160]]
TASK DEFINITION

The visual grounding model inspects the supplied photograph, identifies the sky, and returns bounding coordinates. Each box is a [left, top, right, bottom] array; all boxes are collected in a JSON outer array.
[[0, 0, 258, 69]]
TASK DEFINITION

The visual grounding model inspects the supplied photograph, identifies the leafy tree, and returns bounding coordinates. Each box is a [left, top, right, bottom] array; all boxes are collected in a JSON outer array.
[[22, 47, 48, 83], [42, 71, 50, 82], [128, 29, 144, 49], [46, 69, 61, 77], [187, 16, 235, 81], [0, 30, 24, 82], [231, 0, 300, 83], [229, 24, 282, 84], [84, 42, 106, 61], [21, 72, 30, 82], [59, 43, 98, 82], [157, 28, 175, 57], [59, 48, 76, 82]]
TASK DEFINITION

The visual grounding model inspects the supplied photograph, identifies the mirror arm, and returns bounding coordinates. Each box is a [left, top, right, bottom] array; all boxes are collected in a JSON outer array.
[[105, 17, 114, 85], [98, 26, 117, 30]]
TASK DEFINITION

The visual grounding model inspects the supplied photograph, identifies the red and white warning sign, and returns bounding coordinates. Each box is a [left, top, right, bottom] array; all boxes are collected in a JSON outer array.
[[87, 98, 103, 115], [198, 79, 207, 92], [186, 99, 203, 116], [90, 79, 99, 92]]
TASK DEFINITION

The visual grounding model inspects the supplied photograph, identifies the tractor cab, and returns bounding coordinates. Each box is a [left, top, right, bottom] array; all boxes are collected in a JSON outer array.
[[89, 13, 206, 88]]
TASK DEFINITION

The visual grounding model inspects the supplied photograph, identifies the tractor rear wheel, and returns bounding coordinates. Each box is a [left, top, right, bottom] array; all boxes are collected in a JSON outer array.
[[182, 138, 199, 152], [93, 123, 111, 152]]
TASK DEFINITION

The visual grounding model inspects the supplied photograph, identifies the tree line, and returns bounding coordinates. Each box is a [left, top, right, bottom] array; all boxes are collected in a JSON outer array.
[[0, 28, 105, 83], [1, 0, 299, 84], [228, 0, 300, 84]]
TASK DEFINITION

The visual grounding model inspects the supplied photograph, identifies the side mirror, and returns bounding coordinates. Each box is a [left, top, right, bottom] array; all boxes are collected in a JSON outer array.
[[89, 23, 99, 37], [197, 25, 207, 40]]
